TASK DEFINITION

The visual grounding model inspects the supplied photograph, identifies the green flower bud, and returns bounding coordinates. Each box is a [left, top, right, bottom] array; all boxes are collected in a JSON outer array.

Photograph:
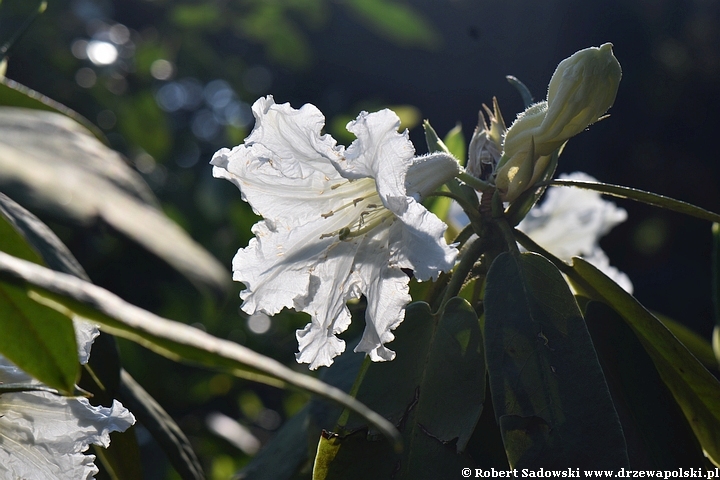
[[495, 43, 622, 202]]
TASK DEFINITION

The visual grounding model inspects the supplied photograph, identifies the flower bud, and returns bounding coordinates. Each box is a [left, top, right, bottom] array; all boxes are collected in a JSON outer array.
[[466, 97, 506, 181], [495, 43, 622, 202]]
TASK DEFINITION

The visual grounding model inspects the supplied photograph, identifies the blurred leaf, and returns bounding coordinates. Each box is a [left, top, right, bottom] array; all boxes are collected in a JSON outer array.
[[171, 4, 221, 28], [483, 252, 628, 468], [236, 4, 312, 69], [0, 194, 44, 265], [116, 92, 171, 160], [0, 252, 401, 447], [118, 370, 205, 480], [0, 192, 89, 280], [387, 104, 421, 131], [237, 405, 312, 480], [585, 301, 707, 468], [343, 0, 441, 49], [568, 257, 720, 466], [549, 179, 720, 223], [0, 107, 229, 296], [0, 77, 105, 141], [0, 280, 78, 393], [443, 123, 465, 164]]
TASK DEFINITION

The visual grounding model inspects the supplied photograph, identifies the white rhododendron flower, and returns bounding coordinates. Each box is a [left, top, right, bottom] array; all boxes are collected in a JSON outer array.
[[212, 96, 459, 369], [517, 172, 633, 293], [0, 323, 135, 480]]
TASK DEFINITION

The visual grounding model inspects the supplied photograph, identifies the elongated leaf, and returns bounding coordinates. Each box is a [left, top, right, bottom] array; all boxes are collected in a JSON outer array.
[[0, 280, 78, 393], [0, 251, 400, 447], [483, 252, 628, 468], [0, 77, 105, 141], [585, 301, 706, 468], [118, 370, 204, 480], [321, 299, 484, 478], [568, 257, 720, 466], [0, 192, 89, 280], [0, 194, 80, 390], [549, 179, 720, 223], [0, 196, 198, 478], [0, 107, 229, 296]]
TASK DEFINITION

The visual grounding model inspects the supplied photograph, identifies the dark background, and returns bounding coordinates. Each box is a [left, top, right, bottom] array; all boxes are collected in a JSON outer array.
[[2, 0, 719, 477]]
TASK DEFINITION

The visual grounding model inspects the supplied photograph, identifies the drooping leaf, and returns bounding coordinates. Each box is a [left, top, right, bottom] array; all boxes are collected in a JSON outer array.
[[549, 179, 720, 223], [0, 192, 89, 280], [585, 301, 707, 468], [0, 251, 400, 447], [568, 257, 720, 466], [0, 77, 105, 141], [0, 107, 229, 296], [483, 252, 628, 468]]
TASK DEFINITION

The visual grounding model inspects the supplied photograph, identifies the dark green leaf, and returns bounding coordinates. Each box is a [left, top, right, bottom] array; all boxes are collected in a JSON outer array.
[[0, 192, 89, 280], [0, 280, 78, 393], [94, 427, 144, 480], [0, 107, 229, 297], [328, 299, 484, 478], [568, 257, 720, 466], [118, 370, 204, 480], [483, 252, 628, 468], [585, 301, 707, 468], [414, 298, 484, 451], [238, 405, 313, 480], [549, 179, 720, 223], [0, 252, 400, 447]]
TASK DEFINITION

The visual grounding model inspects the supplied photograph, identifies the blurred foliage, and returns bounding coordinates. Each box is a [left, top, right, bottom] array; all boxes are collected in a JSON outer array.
[[2, 0, 720, 478], [0, 0, 441, 477]]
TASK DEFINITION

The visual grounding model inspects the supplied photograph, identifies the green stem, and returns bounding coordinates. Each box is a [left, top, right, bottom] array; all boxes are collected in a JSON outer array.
[[491, 191, 520, 256], [335, 354, 372, 431], [457, 170, 495, 193], [425, 190, 483, 228], [436, 236, 485, 314]]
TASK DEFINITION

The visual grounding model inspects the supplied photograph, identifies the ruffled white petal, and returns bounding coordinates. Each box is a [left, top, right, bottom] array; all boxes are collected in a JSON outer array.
[[353, 224, 411, 362], [73, 319, 99, 365], [0, 358, 135, 480], [213, 97, 459, 368]]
